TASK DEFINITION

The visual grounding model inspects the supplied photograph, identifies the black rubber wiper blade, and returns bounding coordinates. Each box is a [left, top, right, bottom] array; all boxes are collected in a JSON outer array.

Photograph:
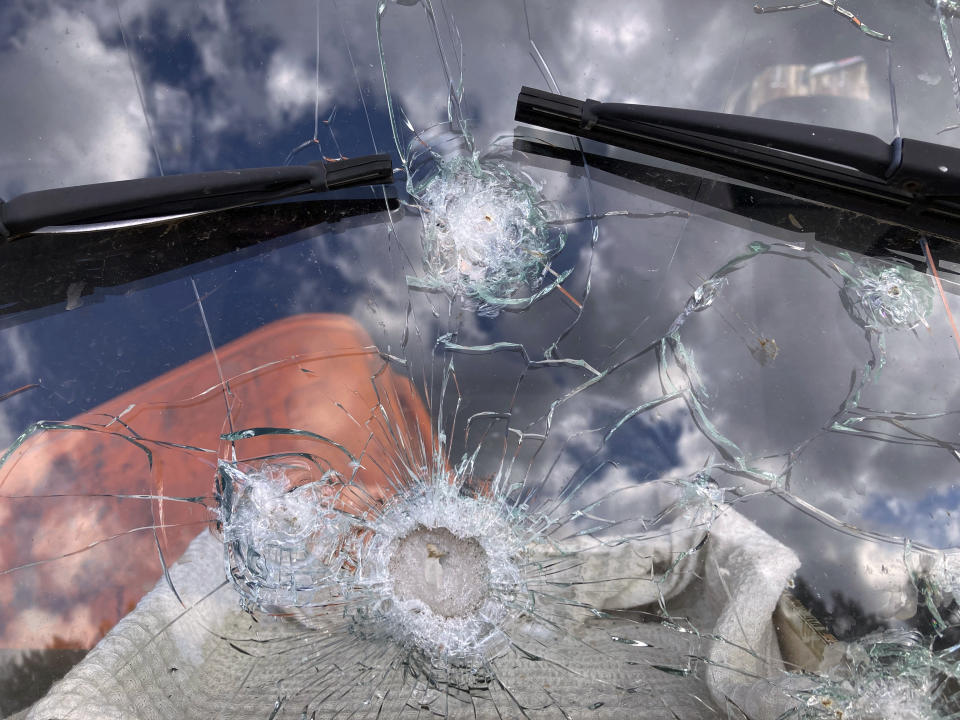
[[0, 153, 394, 239], [0, 195, 399, 325], [515, 86, 960, 242]]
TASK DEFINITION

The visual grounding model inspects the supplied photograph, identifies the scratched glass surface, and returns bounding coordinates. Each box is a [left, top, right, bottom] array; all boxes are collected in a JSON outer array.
[[1, 1, 960, 718]]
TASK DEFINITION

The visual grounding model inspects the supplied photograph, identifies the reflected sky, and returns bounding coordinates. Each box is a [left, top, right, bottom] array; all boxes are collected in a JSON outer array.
[[2, 1, 960, 718]]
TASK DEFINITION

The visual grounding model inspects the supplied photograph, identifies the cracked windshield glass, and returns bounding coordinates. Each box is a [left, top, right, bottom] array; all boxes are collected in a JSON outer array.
[[2, 1, 960, 718]]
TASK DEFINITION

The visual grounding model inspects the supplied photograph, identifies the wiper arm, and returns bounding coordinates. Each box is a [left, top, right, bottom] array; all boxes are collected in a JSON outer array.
[[516, 87, 960, 241], [0, 153, 394, 239]]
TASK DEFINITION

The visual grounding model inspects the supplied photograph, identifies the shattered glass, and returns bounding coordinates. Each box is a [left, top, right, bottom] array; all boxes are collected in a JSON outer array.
[[403, 128, 567, 316], [2, 1, 960, 718]]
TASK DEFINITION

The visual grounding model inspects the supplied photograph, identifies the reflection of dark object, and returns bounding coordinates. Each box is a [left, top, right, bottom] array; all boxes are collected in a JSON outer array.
[[792, 576, 885, 642], [0, 647, 87, 717], [0, 196, 398, 323], [516, 87, 960, 242], [0, 153, 394, 239], [514, 136, 960, 289], [913, 577, 960, 652]]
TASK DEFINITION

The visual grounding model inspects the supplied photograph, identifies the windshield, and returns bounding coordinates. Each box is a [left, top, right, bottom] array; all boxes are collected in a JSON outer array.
[[2, 2, 960, 719]]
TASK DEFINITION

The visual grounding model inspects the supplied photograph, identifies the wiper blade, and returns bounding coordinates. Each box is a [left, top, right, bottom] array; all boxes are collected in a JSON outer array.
[[515, 86, 960, 242], [0, 195, 398, 325], [0, 153, 394, 239]]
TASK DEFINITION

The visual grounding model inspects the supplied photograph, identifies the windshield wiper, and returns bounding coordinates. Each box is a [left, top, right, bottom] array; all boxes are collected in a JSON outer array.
[[516, 87, 960, 242], [514, 134, 960, 288], [0, 195, 399, 325], [0, 153, 394, 239]]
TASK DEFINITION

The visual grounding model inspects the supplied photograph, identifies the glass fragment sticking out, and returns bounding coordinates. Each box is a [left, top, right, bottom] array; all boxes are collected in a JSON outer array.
[[794, 630, 960, 719]]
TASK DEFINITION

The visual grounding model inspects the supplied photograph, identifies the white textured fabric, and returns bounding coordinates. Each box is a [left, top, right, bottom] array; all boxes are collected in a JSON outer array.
[[702, 510, 803, 718], [27, 508, 800, 720]]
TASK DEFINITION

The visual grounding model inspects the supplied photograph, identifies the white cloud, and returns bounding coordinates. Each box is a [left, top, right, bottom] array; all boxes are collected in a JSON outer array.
[[0, 7, 152, 197], [265, 51, 332, 124]]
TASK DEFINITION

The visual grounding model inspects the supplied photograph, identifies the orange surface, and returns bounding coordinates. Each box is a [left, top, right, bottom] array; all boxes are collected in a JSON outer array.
[[0, 314, 432, 649]]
